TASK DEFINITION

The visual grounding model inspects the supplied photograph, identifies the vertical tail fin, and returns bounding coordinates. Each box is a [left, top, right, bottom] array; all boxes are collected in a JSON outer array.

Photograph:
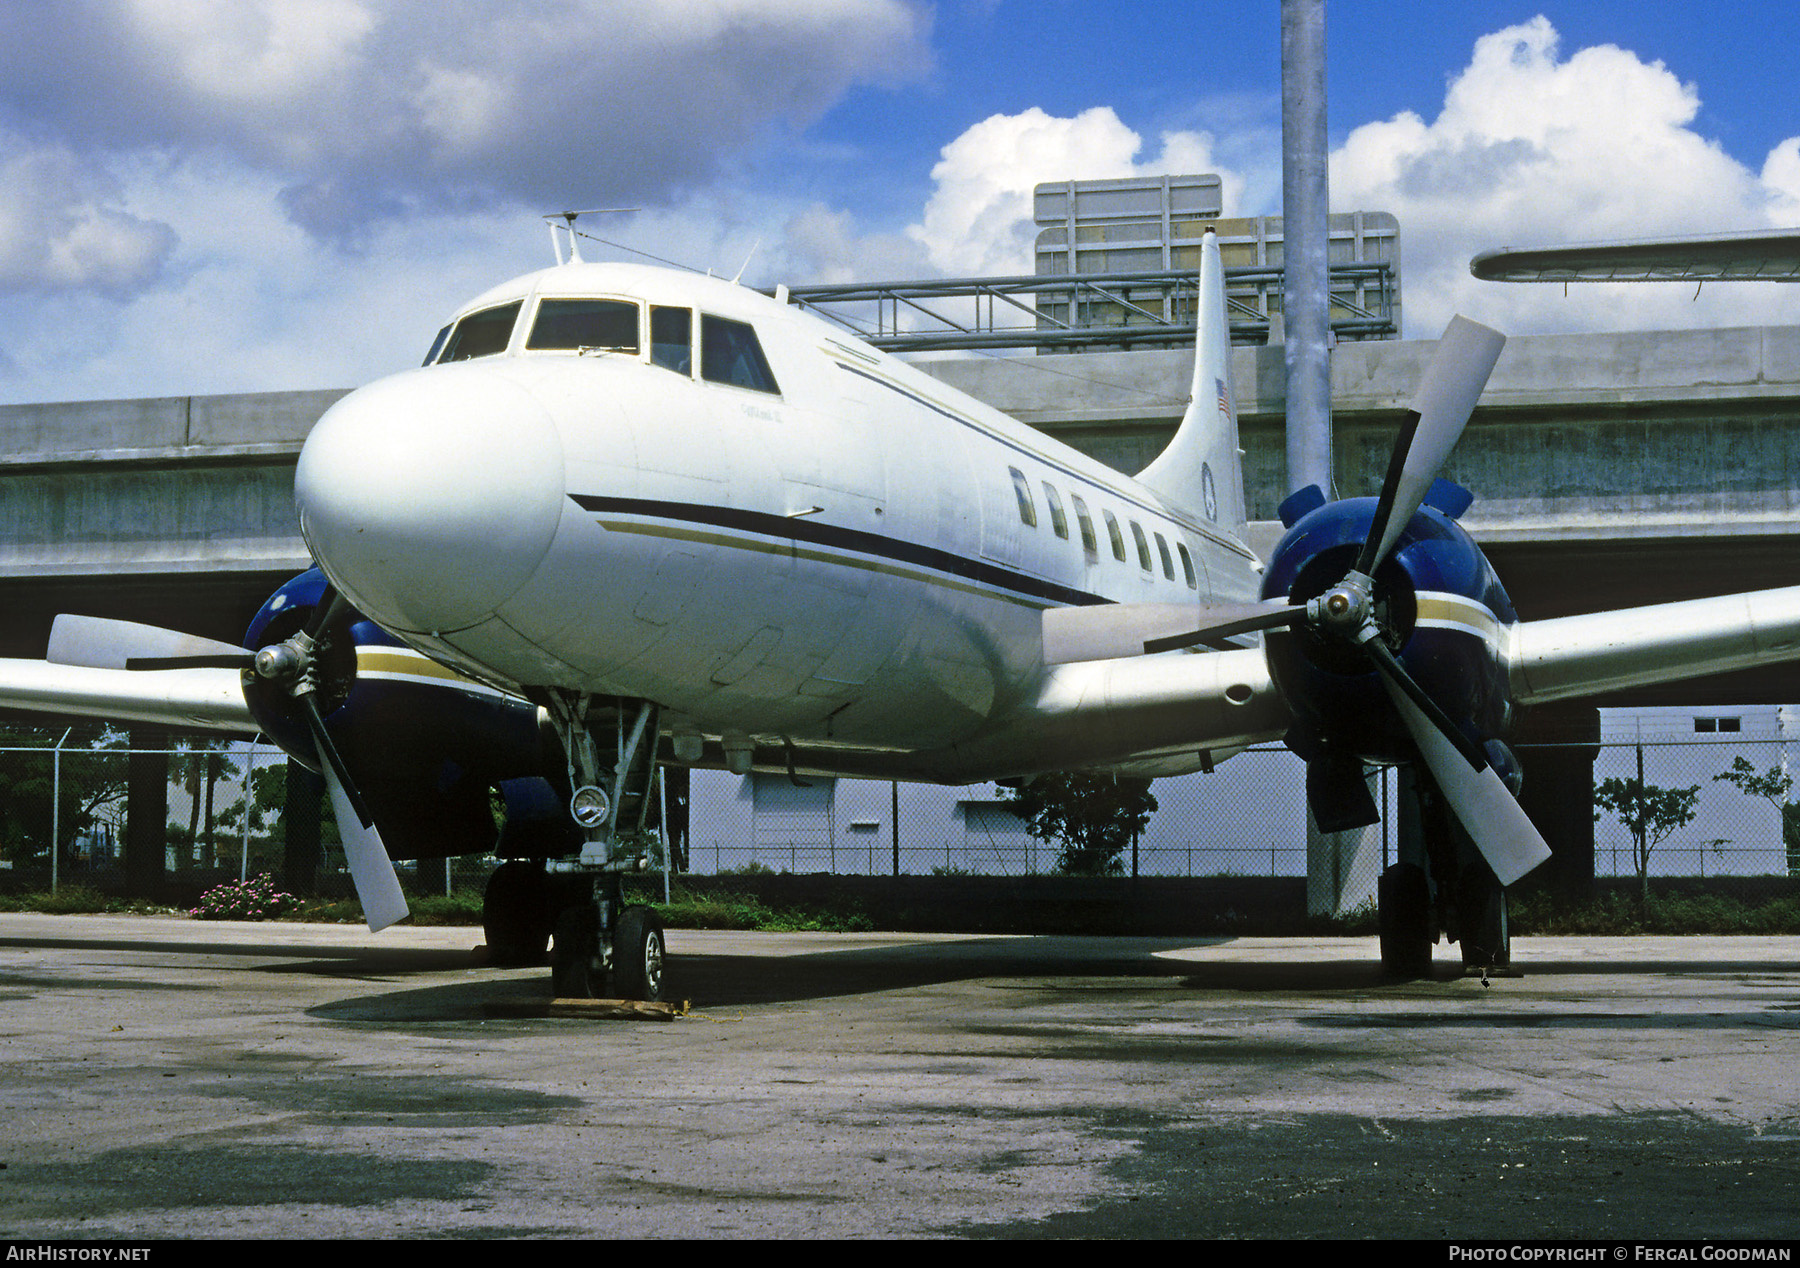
[[1134, 230, 1248, 543]]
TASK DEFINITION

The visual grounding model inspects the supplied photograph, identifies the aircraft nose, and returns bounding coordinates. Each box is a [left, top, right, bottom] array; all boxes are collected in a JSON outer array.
[[295, 366, 564, 633]]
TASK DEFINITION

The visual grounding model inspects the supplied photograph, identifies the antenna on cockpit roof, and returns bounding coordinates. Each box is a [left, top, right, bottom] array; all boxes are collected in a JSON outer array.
[[544, 208, 640, 265]]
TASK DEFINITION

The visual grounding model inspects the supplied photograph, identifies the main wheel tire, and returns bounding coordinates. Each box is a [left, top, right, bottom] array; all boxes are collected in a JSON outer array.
[[551, 904, 605, 998], [1378, 862, 1433, 979], [613, 904, 666, 1002], [484, 860, 554, 968], [1457, 870, 1510, 969]]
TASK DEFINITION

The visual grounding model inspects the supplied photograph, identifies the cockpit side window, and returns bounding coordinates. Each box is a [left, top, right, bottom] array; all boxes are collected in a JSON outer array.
[[423, 324, 451, 367], [701, 314, 780, 394], [528, 299, 640, 353], [651, 306, 693, 375], [438, 301, 522, 362]]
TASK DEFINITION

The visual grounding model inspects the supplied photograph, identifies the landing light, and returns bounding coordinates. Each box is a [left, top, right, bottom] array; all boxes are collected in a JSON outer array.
[[570, 784, 611, 830]]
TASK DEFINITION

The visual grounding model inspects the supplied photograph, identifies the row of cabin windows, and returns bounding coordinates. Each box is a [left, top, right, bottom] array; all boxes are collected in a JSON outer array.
[[425, 297, 780, 394], [1009, 466, 1197, 589]]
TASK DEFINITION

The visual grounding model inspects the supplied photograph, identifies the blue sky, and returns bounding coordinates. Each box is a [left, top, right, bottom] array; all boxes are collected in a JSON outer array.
[[0, 2, 1796, 403]]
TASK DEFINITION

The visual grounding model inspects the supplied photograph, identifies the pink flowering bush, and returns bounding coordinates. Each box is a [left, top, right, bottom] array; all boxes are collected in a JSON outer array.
[[190, 873, 298, 921]]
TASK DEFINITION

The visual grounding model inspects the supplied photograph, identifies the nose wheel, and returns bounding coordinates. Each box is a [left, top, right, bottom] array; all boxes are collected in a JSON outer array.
[[550, 883, 668, 1002]]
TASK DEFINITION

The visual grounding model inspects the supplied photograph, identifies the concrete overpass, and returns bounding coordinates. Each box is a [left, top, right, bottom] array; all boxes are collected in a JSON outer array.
[[3, 323, 1798, 704]]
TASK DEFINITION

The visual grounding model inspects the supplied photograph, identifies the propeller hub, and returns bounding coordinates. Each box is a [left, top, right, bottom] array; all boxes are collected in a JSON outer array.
[[254, 642, 305, 682], [1313, 573, 1375, 638]]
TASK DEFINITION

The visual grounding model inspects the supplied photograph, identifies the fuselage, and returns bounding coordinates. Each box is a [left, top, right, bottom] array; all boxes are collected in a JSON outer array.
[[294, 262, 1264, 779]]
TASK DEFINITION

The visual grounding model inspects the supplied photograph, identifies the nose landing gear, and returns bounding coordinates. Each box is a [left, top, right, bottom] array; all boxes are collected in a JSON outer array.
[[520, 691, 671, 1002]]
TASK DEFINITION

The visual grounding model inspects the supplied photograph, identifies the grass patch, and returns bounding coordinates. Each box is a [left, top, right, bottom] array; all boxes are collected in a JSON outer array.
[[629, 884, 874, 933], [1510, 890, 1800, 935], [400, 892, 484, 926], [7, 880, 1800, 938], [0, 886, 177, 916]]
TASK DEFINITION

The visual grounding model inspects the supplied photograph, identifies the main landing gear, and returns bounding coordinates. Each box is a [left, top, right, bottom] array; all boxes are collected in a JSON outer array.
[[1377, 767, 1514, 980], [486, 691, 670, 1002]]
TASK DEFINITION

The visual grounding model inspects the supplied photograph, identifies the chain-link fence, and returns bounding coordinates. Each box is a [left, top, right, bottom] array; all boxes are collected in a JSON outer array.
[[1, 732, 1796, 898], [685, 737, 1800, 893], [0, 741, 501, 899]]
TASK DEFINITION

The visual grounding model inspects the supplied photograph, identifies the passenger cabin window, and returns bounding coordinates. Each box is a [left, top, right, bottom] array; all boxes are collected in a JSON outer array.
[[1154, 532, 1175, 581], [1177, 542, 1197, 590], [1130, 521, 1153, 571], [528, 299, 639, 353], [1103, 510, 1127, 562], [1008, 468, 1038, 527], [701, 314, 780, 393], [439, 301, 522, 362], [1041, 482, 1068, 540], [1070, 495, 1098, 558], [651, 306, 693, 375]]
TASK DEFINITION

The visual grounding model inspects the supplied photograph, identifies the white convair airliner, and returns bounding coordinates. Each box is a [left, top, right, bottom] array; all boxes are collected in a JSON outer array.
[[6, 227, 1800, 996]]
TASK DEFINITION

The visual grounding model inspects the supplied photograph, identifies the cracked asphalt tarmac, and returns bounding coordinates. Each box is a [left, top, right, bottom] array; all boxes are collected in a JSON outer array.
[[0, 915, 1795, 1239]]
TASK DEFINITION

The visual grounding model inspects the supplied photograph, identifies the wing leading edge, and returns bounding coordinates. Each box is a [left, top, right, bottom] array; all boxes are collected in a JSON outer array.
[[0, 659, 257, 735], [1508, 585, 1800, 704]]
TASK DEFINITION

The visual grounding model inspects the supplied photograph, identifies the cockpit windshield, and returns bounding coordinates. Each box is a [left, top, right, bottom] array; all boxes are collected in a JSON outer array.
[[528, 299, 640, 353], [436, 301, 522, 362]]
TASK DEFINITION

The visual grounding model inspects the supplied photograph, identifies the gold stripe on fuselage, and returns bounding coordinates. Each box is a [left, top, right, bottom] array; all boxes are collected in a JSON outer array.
[[355, 647, 513, 697], [1413, 592, 1505, 647]]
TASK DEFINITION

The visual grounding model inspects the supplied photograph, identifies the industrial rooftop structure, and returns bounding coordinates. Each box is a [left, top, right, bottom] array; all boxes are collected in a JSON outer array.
[[775, 174, 1401, 352]]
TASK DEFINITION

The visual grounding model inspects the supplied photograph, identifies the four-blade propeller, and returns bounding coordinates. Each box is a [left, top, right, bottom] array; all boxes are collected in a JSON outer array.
[[47, 595, 410, 930], [1140, 315, 1548, 886]]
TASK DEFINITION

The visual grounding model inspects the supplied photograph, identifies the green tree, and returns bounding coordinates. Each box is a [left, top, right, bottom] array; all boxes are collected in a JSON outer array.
[[215, 759, 290, 875], [0, 724, 129, 872], [169, 739, 239, 870], [1003, 772, 1157, 876], [1594, 776, 1700, 904], [1711, 756, 1800, 876]]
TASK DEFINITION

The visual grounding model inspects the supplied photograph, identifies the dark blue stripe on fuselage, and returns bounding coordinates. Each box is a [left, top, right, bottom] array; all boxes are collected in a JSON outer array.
[[569, 493, 1110, 609]]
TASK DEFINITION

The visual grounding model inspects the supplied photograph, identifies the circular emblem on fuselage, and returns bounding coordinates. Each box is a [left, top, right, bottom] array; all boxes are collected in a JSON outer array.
[[1201, 462, 1218, 521]]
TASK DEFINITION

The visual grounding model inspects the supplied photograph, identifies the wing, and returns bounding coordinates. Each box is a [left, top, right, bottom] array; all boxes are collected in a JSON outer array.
[[1508, 586, 1800, 703], [0, 658, 257, 735], [1471, 230, 1800, 284]]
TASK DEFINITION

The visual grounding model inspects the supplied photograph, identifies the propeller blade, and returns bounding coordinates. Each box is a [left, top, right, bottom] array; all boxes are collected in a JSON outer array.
[[1043, 600, 1301, 663], [306, 586, 349, 640], [1306, 753, 1379, 833], [1358, 635, 1489, 772], [49, 615, 252, 672], [1142, 602, 1305, 655], [1375, 674, 1551, 888], [302, 698, 409, 932], [1354, 316, 1505, 578], [126, 654, 257, 671]]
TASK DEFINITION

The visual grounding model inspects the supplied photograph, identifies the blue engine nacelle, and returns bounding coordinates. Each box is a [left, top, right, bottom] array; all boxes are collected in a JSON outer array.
[[241, 569, 578, 861], [1260, 481, 1517, 769]]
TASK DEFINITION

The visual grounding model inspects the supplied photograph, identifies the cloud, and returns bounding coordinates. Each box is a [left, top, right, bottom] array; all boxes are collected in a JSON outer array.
[[0, 133, 175, 295], [908, 106, 1248, 277], [1763, 140, 1800, 223], [781, 203, 931, 282], [1331, 17, 1800, 335], [0, 0, 933, 242]]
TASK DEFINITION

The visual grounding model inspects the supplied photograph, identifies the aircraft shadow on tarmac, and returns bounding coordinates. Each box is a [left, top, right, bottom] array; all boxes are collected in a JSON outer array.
[[8, 928, 1797, 1025], [302, 939, 1800, 1025]]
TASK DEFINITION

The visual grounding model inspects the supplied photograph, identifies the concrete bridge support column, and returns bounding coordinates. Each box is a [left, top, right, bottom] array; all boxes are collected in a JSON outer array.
[[1515, 704, 1602, 904], [283, 761, 323, 897], [124, 727, 168, 899], [1305, 771, 1385, 916]]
